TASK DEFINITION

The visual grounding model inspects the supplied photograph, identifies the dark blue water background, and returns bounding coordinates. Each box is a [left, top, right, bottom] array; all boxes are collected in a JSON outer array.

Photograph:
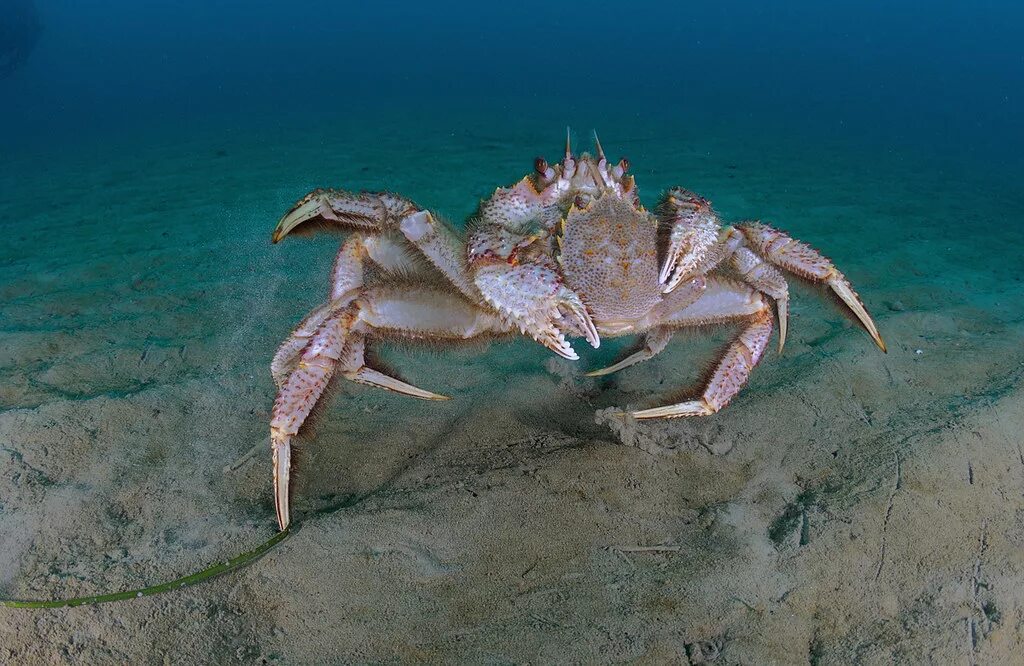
[[2, 1, 1022, 173]]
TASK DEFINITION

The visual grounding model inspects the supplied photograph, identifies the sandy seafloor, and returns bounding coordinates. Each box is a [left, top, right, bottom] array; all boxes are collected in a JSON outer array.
[[1, 111, 1023, 664]]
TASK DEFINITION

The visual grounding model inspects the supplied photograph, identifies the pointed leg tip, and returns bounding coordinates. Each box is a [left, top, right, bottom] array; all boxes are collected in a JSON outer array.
[[632, 400, 714, 419], [876, 336, 888, 353], [272, 430, 292, 533], [274, 196, 329, 242]]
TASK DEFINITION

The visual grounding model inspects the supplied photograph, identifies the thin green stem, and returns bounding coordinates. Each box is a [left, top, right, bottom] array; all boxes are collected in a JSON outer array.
[[0, 528, 291, 609]]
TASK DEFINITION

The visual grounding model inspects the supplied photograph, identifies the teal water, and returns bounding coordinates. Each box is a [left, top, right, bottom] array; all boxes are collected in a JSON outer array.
[[2, 2, 1024, 662]]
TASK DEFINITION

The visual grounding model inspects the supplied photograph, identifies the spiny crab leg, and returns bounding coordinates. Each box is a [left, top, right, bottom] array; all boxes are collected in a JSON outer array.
[[338, 332, 450, 401], [271, 303, 333, 388], [399, 211, 479, 300], [586, 327, 672, 377], [272, 189, 419, 243], [737, 222, 886, 352], [271, 308, 354, 530], [727, 240, 790, 352], [633, 308, 774, 419], [271, 236, 368, 388], [275, 189, 481, 305], [272, 312, 451, 531]]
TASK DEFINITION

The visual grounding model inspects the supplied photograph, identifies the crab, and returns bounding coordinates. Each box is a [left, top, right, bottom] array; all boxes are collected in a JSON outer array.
[[268, 131, 886, 530]]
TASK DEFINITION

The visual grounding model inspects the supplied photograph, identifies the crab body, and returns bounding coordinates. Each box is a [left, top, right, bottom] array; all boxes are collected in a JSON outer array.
[[268, 132, 886, 530]]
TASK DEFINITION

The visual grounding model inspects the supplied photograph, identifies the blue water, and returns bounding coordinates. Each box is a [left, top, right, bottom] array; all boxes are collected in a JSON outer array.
[[2, 2, 1024, 662], [3, 2, 1022, 165]]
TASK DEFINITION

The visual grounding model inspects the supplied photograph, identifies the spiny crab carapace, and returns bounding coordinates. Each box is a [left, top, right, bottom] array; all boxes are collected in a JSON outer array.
[[268, 131, 886, 530]]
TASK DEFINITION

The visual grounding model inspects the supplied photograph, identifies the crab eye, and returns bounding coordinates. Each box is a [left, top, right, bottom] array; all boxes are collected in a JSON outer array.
[[534, 157, 548, 175], [619, 157, 630, 173]]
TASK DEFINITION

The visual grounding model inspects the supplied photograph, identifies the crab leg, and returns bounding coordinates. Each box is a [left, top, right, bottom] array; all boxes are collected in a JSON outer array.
[[727, 242, 790, 352], [633, 308, 773, 419], [270, 286, 509, 530], [337, 332, 449, 401], [587, 327, 673, 377], [399, 210, 479, 300], [356, 286, 509, 341], [661, 277, 768, 326], [272, 236, 368, 387], [271, 303, 334, 388], [270, 232, 369, 530], [271, 308, 354, 530], [737, 222, 886, 352], [272, 190, 419, 242], [630, 279, 772, 419], [274, 189, 482, 302]]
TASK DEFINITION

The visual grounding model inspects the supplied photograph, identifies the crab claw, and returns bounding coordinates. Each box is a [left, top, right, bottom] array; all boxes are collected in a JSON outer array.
[[473, 262, 600, 360], [658, 190, 723, 293], [527, 284, 601, 360], [555, 286, 601, 350]]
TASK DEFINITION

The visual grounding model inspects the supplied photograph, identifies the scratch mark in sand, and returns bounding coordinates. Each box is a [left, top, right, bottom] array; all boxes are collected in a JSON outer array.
[[967, 520, 990, 664], [987, 401, 1024, 471], [609, 545, 681, 553], [874, 453, 901, 582]]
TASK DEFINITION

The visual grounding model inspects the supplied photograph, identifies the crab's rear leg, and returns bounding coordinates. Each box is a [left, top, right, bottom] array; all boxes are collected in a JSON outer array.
[[629, 279, 773, 419], [737, 222, 886, 352]]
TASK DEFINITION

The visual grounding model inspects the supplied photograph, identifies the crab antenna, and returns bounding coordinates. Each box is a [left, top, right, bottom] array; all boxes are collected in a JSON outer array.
[[593, 131, 606, 160], [565, 126, 572, 159]]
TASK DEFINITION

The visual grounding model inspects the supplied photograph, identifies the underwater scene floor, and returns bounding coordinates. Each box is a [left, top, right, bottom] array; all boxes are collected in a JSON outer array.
[[1, 111, 1023, 663]]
